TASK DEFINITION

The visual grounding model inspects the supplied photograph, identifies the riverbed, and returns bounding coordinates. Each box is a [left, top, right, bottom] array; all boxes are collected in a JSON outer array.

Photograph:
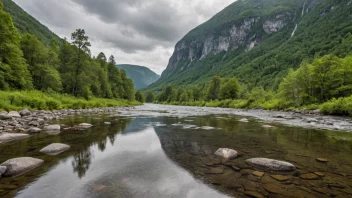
[[0, 104, 352, 198]]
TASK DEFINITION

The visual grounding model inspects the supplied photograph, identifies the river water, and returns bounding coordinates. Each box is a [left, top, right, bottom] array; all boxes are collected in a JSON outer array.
[[0, 104, 352, 198]]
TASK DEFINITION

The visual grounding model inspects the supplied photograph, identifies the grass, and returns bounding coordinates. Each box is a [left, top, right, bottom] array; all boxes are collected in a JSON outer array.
[[0, 90, 141, 112]]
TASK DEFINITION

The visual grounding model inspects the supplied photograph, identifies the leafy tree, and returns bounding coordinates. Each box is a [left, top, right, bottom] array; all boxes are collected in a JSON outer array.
[[71, 29, 91, 96], [206, 76, 221, 100], [135, 91, 144, 102], [0, 2, 32, 90], [145, 91, 155, 103], [220, 78, 240, 99]]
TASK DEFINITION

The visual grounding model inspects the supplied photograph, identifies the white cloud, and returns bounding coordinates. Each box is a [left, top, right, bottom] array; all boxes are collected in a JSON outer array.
[[13, 0, 234, 74]]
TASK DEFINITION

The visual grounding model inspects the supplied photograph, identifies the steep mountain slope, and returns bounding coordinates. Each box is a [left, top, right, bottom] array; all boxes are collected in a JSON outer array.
[[116, 64, 160, 90], [2, 0, 61, 45], [149, 0, 352, 91]]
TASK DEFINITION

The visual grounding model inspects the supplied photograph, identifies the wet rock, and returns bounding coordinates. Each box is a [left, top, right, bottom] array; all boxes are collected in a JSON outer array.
[[0, 166, 7, 178], [300, 173, 319, 180], [252, 171, 265, 177], [244, 191, 265, 198], [239, 118, 249, 123], [306, 118, 318, 123], [206, 167, 224, 174], [28, 127, 41, 134], [316, 158, 328, 163], [0, 133, 29, 143], [40, 143, 70, 155], [263, 183, 285, 194], [44, 125, 60, 131], [314, 172, 325, 177], [19, 109, 31, 117], [270, 174, 290, 181], [246, 158, 295, 172], [7, 111, 21, 118], [104, 122, 111, 125], [78, 123, 93, 129], [230, 165, 241, 172], [262, 125, 274, 128], [214, 148, 238, 160], [1, 157, 44, 177]]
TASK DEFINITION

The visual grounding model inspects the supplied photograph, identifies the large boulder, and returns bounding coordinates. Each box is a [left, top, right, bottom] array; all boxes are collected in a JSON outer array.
[[0, 133, 30, 143], [44, 125, 60, 131], [214, 148, 238, 160], [7, 111, 21, 118], [246, 158, 295, 172], [19, 109, 31, 117], [0, 166, 7, 178], [1, 157, 44, 177], [39, 143, 70, 155]]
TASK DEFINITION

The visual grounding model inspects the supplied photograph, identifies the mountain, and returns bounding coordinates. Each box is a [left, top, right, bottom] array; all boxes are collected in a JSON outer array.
[[2, 0, 61, 45], [116, 64, 160, 90], [149, 0, 352, 91]]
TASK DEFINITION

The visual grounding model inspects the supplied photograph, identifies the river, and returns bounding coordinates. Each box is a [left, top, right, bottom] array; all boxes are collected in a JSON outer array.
[[0, 104, 352, 198]]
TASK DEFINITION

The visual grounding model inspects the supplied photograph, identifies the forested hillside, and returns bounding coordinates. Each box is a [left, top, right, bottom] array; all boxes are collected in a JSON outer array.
[[149, 0, 352, 91], [0, 1, 138, 110], [1, 0, 61, 46], [116, 64, 160, 90]]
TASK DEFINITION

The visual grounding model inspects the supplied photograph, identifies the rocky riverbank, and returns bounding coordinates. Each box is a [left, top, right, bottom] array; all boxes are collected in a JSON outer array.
[[0, 107, 133, 143]]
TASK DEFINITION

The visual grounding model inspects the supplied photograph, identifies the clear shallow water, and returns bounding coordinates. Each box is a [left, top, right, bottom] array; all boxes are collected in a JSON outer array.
[[0, 104, 352, 198]]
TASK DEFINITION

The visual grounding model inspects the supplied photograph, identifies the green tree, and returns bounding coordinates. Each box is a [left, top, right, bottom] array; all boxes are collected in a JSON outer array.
[[206, 76, 221, 100], [220, 78, 240, 100], [71, 29, 91, 96], [0, 2, 32, 90], [145, 91, 155, 103], [135, 91, 144, 102]]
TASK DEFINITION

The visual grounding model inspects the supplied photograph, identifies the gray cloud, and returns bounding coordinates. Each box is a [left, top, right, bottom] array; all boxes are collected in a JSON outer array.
[[13, 0, 234, 74]]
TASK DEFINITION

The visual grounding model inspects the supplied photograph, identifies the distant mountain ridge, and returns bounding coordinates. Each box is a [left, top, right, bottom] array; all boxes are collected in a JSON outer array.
[[148, 0, 352, 91], [2, 0, 61, 45], [116, 64, 160, 90]]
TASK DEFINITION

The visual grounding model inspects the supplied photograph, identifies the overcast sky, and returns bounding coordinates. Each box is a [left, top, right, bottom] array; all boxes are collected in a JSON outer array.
[[13, 0, 234, 75]]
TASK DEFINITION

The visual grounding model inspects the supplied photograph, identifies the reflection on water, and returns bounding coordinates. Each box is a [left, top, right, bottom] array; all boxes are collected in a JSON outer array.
[[0, 105, 351, 198]]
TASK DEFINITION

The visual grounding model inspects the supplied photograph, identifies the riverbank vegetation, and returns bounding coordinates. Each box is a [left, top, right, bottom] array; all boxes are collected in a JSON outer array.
[[154, 55, 352, 116], [0, 2, 138, 111]]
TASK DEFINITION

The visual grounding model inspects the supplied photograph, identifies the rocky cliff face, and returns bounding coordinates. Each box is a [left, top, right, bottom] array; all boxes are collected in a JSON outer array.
[[164, 11, 293, 76]]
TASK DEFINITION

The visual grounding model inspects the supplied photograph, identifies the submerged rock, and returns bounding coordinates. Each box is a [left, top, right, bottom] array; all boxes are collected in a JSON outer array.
[[206, 167, 224, 174], [246, 158, 295, 172], [270, 174, 290, 181], [244, 191, 265, 198], [239, 118, 249, 123], [44, 125, 60, 131], [262, 125, 274, 128], [104, 122, 111, 125], [78, 123, 93, 129], [214, 148, 238, 160], [252, 171, 265, 177], [0, 166, 7, 178], [1, 157, 44, 177], [0, 133, 30, 143], [300, 173, 319, 180], [316, 158, 328, 163], [40, 143, 70, 155]]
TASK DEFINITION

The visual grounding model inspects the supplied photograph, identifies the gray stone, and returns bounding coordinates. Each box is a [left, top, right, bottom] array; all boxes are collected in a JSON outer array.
[[0, 133, 30, 143], [78, 123, 93, 129], [44, 125, 60, 131], [1, 157, 43, 177], [0, 114, 12, 120], [246, 158, 295, 172], [214, 148, 238, 160], [29, 121, 40, 127], [7, 111, 21, 118], [104, 122, 111, 125], [39, 143, 70, 155], [19, 109, 31, 117], [239, 118, 249, 123], [0, 166, 6, 178], [28, 127, 42, 134]]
